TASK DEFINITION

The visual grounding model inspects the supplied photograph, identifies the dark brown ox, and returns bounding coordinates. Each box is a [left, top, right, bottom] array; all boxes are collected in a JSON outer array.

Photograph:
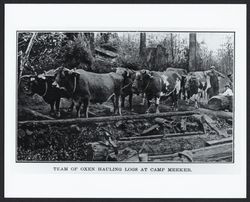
[[166, 67, 187, 99], [184, 70, 223, 105], [21, 70, 73, 117], [182, 71, 209, 108], [115, 67, 136, 111], [132, 70, 181, 113], [53, 67, 124, 118]]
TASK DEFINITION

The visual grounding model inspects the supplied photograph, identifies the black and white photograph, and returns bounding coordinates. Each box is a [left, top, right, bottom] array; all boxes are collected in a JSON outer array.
[[17, 31, 234, 163], [4, 3, 246, 198]]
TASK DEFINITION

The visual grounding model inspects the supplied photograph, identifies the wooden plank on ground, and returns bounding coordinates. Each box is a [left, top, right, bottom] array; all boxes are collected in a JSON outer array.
[[19, 110, 199, 127], [118, 131, 203, 141], [141, 124, 160, 135], [196, 108, 233, 119], [22, 107, 54, 120], [148, 142, 233, 162], [205, 137, 232, 146], [190, 142, 232, 162]]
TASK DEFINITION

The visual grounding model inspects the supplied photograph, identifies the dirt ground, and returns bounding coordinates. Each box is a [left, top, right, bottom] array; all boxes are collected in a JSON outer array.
[[17, 91, 233, 162]]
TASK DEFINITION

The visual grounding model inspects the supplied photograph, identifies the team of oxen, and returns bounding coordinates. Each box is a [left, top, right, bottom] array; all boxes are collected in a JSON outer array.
[[21, 66, 230, 118]]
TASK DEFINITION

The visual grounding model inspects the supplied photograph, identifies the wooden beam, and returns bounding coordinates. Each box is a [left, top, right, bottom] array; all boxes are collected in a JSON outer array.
[[148, 142, 233, 162], [118, 131, 203, 141], [196, 108, 233, 119], [202, 114, 228, 137], [205, 137, 232, 146], [21, 107, 54, 120], [18, 110, 199, 127]]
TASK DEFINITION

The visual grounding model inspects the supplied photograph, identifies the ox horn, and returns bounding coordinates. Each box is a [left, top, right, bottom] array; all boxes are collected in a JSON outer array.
[[19, 74, 33, 79]]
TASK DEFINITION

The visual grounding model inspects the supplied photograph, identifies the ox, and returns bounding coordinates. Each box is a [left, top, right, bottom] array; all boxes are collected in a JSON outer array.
[[132, 70, 181, 113], [115, 67, 136, 111], [53, 67, 124, 118], [183, 69, 225, 108], [21, 70, 73, 117], [166, 67, 187, 99]]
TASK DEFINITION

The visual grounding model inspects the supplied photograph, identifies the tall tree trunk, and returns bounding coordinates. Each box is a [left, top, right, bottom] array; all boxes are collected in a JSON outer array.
[[84, 33, 95, 54], [18, 32, 37, 83], [189, 33, 197, 72], [170, 33, 175, 63], [139, 32, 146, 59]]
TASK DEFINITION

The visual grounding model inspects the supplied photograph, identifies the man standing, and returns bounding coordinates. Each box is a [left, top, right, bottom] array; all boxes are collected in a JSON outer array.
[[207, 66, 219, 98]]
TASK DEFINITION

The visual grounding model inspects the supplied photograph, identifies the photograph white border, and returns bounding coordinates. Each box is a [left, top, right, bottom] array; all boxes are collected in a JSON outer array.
[[5, 4, 246, 198]]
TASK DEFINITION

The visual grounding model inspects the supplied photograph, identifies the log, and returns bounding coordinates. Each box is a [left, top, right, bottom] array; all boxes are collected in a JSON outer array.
[[118, 131, 203, 141], [187, 142, 233, 162], [196, 108, 233, 119], [202, 114, 228, 137], [19, 110, 199, 127], [21, 107, 54, 120], [208, 95, 233, 111], [205, 137, 232, 146], [95, 48, 118, 58], [141, 124, 160, 135], [148, 142, 233, 162], [19, 32, 37, 83]]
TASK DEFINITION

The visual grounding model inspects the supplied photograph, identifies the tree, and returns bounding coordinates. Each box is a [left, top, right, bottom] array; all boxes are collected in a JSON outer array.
[[217, 35, 234, 75], [188, 33, 197, 72], [18, 32, 37, 83], [170, 33, 175, 63], [139, 32, 146, 59]]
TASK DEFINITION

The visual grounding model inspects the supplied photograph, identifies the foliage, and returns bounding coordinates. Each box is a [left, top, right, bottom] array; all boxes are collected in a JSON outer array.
[[216, 36, 234, 75], [197, 35, 234, 75], [18, 32, 94, 75], [18, 32, 234, 76]]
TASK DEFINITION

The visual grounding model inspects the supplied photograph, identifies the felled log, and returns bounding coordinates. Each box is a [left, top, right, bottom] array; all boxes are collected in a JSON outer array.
[[208, 95, 233, 111], [141, 124, 160, 135], [21, 107, 54, 120], [148, 142, 233, 162], [100, 43, 118, 52], [202, 114, 228, 137], [186, 142, 233, 162], [95, 47, 118, 58], [19, 110, 199, 127], [196, 108, 233, 119], [118, 131, 203, 141], [205, 137, 232, 146]]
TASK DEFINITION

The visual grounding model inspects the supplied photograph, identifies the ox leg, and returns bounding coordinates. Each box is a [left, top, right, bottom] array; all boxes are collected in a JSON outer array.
[[141, 94, 146, 105], [111, 96, 116, 113], [68, 100, 74, 112], [49, 102, 55, 116], [83, 98, 89, 118], [121, 95, 125, 109], [75, 101, 82, 118], [129, 94, 133, 111], [115, 95, 122, 115], [155, 97, 160, 113], [172, 93, 178, 111], [145, 98, 151, 114], [55, 99, 61, 118]]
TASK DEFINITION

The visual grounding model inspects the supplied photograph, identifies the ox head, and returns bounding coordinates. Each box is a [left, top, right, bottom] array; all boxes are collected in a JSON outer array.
[[20, 71, 54, 96], [184, 74, 200, 98], [132, 69, 153, 95], [53, 67, 80, 93], [116, 67, 136, 91]]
